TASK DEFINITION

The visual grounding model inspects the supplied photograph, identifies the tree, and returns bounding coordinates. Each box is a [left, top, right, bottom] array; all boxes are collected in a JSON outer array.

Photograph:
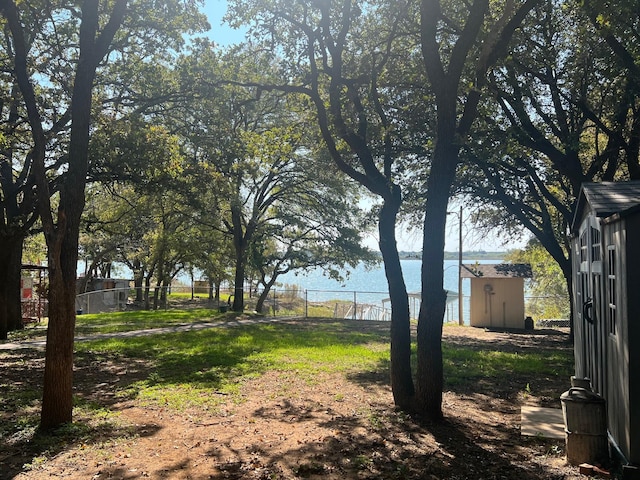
[[580, 0, 640, 180], [1, 0, 128, 429], [0, 0, 207, 429], [506, 240, 570, 320], [189, 224, 234, 302], [227, 0, 537, 418], [414, 0, 539, 418], [86, 117, 203, 309], [165, 43, 375, 315], [226, 0, 424, 409], [0, 16, 47, 339], [458, 0, 636, 339], [245, 148, 378, 314]]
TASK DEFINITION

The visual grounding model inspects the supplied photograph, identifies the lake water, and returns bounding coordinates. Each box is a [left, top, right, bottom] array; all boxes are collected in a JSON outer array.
[[275, 259, 498, 324], [278, 259, 459, 293]]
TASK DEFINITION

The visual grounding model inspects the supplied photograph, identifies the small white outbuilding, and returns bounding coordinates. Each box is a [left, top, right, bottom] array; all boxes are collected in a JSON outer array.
[[460, 263, 532, 329]]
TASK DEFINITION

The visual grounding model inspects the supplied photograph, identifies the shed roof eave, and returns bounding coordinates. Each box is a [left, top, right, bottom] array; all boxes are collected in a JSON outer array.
[[572, 181, 640, 233], [460, 263, 532, 279]]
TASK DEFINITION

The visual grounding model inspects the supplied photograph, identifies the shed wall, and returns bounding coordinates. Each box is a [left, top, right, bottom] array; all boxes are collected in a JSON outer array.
[[469, 278, 525, 329], [624, 214, 640, 464], [603, 219, 629, 460], [573, 211, 640, 466]]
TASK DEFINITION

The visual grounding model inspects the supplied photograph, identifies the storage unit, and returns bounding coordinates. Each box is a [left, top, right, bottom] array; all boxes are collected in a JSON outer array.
[[460, 263, 532, 329], [570, 181, 640, 476]]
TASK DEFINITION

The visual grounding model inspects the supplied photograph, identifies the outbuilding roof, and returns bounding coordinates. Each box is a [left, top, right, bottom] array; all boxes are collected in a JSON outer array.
[[572, 181, 640, 232], [460, 263, 532, 279]]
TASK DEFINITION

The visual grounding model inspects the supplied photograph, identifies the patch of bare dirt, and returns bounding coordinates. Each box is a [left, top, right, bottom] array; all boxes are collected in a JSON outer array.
[[2, 322, 586, 479]]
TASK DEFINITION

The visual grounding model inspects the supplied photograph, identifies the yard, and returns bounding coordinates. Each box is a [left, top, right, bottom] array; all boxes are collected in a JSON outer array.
[[0, 313, 585, 479]]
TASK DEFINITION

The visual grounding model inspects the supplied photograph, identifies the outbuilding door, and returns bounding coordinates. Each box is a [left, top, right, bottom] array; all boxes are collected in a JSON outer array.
[[576, 216, 607, 396]]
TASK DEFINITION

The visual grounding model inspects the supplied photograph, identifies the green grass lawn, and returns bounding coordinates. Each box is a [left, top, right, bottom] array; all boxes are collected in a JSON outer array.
[[74, 308, 228, 334], [75, 320, 391, 409], [1, 311, 574, 465], [443, 344, 573, 385], [6, 307, 234, 341]]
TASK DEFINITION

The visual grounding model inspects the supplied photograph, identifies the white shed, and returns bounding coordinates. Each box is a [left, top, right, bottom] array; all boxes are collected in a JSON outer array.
[[461, 263, 532, 329]]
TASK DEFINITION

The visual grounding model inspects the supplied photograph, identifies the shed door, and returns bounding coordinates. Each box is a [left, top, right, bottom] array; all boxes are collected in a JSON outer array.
[[577, 217, 607, 396]]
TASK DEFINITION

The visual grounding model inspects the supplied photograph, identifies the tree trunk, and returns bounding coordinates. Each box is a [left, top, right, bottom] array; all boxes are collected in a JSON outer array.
[[153, 282, 161, 310], [255, 285, 271, 314], [3, 0, 126, 430], [255, 272, 280, 314], [378, 194, 415, 410], [160, 279, 169, 309], [232, 256, 245, 311], [214, 280, 220, 302], [231, 203, 247, 312], [133, 260, 144, 302], [144, 274, 152, 310], [0, 234, 24, 339], [414, 139, 458, 420], [40, 238, 78, 429]]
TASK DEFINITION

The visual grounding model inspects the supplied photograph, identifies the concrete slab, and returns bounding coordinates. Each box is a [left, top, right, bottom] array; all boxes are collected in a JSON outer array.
[[521, 406, 565, 439]]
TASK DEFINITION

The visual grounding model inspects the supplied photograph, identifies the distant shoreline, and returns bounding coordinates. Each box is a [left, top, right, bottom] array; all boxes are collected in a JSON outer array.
[[398, 251, 508, 261]]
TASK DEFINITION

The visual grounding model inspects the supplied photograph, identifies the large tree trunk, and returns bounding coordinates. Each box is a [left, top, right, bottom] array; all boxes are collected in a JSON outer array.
[[378, 193, 415, 410], [40, 237, 79, 429], [0, 234, 24, 339], [414, 138, 458, 420], [3, 0, 126, 430]]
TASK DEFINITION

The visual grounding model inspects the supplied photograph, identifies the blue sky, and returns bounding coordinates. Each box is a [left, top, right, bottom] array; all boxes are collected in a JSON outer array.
[[202, 0, 247, 46]]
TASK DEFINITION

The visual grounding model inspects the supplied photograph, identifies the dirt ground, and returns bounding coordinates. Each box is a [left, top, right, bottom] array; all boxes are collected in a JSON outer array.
[[2, 321, 589, 480]]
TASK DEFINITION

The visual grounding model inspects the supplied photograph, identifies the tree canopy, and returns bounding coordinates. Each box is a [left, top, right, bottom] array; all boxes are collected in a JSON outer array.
[[2, 0, 640, 428]]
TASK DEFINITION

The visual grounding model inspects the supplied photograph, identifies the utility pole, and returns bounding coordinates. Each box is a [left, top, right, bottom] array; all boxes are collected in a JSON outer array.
[[458, 205, 464, 326]]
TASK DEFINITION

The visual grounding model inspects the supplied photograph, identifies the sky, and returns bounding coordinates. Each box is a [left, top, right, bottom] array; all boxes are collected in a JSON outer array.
[[360, 212, 527, 253], [197, 2, 527, 253], [202, 0, 246, 46]]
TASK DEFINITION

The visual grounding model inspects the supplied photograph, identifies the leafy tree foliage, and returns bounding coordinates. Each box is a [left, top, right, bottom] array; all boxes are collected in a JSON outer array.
[[506, 240, 570, 320], [86, 116, 206, 309], [166, 43, 377, 313], [226, 0, 425, 409], [459, 0, 640, 337], [0, 0, 207, 429]]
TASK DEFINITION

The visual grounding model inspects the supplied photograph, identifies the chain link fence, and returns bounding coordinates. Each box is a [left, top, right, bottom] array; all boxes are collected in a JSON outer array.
[[72, 283, 570, 330]]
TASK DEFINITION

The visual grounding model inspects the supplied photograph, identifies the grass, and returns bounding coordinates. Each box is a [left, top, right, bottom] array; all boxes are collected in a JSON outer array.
[[442, 344, 573, 386], [7, 306, 234, 341], [75, 321, 390, 409], [1, 311, 573, 473], [74, 308, 228, 334]]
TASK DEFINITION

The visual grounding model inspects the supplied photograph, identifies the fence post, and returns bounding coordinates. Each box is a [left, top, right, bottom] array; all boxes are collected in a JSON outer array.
[[353, 291, 357, 320], [273, 289, 276, 317], [305, 289, 308, 319]]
